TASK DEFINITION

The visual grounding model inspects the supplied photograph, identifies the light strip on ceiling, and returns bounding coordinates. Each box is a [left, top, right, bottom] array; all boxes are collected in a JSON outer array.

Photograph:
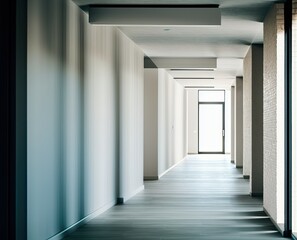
[[89, 5, 221, 26]]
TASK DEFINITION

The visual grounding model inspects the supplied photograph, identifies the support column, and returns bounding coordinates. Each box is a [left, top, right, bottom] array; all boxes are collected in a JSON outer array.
[[231, 86, 235, 163], [118, 31, 144, 203], [250, 45, 264, 196], [243, 48, 252, 178], [144, 69, 158, 180], [243, 45, 264, 194], [235, 77, 243, 168], [263, 3, 285, 226], [187, 89, 198, 154]]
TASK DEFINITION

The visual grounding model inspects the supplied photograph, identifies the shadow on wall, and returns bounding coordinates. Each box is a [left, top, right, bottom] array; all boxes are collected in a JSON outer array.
[[27, 1, 86, 238], [27, 0, 132, 239]]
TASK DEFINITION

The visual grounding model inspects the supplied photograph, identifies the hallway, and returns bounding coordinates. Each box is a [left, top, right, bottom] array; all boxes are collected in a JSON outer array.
[[63, 155, 283, 240]]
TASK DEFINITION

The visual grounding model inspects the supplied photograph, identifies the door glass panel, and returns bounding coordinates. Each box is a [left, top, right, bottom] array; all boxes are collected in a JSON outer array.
[[199, 90, 225, 102], [199, 104, 223, 152]]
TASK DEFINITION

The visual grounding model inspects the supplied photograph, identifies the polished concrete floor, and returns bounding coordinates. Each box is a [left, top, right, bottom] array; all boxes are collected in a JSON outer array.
[[64, 155, 284, 240]]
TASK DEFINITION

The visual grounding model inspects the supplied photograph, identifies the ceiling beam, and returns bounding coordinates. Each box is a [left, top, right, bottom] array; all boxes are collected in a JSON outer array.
[[89, 5, 221, 26], [185, 86, 215, 89], [149, 57, 217, 69], [174, 77, 214, 80]]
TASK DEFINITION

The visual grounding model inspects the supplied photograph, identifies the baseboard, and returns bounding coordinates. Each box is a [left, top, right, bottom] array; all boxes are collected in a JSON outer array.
[[263, 207, 285, 236], [158, 156, 186, 179], [118, 185, 144, 204], [243, 175, 250, 179], [144, 176, 159, 181], [48, 200, 117, 240]]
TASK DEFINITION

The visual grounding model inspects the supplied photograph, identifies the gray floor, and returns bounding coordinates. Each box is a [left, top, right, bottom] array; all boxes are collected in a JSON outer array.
[[64, 155, 284, 240]]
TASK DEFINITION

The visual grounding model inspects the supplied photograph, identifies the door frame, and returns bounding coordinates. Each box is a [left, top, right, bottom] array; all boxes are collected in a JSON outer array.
[[197, 89, 225, 154]]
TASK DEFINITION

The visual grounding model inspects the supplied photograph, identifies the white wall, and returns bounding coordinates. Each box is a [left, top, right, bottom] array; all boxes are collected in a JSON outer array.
[[225, 89, 232, 153], [84, 10, 118, 218], [175, 82, 187, 163], [144, 69, 186, 179], [187, 89, 198, 154], [144, 69, 158, 179], [28, 0, 144, 239], [158, 69, 187, 176], [118, 30, 144, 201], [263, 3, 284, 225], [28, 2, 90, 239]]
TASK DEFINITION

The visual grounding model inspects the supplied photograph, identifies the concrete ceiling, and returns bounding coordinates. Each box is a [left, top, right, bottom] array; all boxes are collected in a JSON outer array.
[[73, 0, 281, 88]]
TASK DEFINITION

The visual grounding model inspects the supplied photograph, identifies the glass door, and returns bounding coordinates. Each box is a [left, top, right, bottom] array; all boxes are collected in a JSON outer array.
[[198, 90, 225, 154], [198, 103, 225, 153]]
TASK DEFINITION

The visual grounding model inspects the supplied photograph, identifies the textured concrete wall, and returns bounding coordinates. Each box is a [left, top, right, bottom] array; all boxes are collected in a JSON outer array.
[[235, 77, 243, 167], [263, 3, 284, 225]]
